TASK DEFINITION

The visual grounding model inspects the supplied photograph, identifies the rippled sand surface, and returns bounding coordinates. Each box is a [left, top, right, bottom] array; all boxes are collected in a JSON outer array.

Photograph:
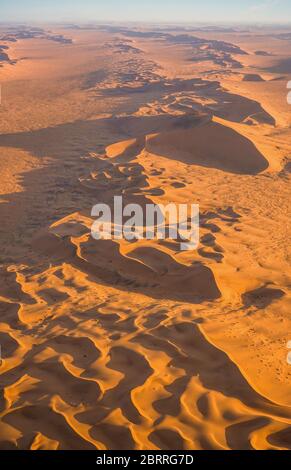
[[0, 25, 290, 450]]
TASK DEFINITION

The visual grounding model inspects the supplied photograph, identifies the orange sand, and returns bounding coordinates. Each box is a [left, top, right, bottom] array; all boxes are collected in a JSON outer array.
[[0, 25, 290, 450]]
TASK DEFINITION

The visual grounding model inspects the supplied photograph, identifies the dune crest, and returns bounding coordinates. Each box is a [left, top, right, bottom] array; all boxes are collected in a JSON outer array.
[[146, 119, 269, 175], [0, 23, 290, 450]]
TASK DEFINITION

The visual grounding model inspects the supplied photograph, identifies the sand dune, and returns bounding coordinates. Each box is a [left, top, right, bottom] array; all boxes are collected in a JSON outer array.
[[146, 119, 269, 174], [0, 24, 290, 450], [243, 74, 265, 82]]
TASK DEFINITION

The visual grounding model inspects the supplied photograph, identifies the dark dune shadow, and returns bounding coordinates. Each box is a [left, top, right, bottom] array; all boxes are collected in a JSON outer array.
[[0, 113, 188, 258], [75, 57, 275, 126], [146, 121, 269, 175], [226, 417, 271, 450], [268, 426, 291, 450], [149, 429, 185, 450], [263, 58, 291, 74], [2, 404, 96, 450], [243, 74, 265, 82], [132, 323, 291, 421], [0, 111, 221, 305], [204, 86, 275, 125], [94, 75, 275, 125], [242, 286, 285, 309]]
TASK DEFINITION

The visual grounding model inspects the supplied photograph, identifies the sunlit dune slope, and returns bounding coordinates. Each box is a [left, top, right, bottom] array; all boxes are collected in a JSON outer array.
[[0, 25, 290, 450]]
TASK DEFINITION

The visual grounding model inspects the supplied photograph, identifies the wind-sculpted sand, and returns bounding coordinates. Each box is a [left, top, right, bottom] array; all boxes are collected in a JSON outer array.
[[0, 25, 290, 450]]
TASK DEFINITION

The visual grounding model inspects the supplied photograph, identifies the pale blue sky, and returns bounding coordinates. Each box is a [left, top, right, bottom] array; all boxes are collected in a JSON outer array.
[[1, 0, 291, 24]]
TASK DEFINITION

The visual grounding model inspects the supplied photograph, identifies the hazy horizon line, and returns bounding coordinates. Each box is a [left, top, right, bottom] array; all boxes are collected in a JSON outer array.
[[1, 19, 291, 27]]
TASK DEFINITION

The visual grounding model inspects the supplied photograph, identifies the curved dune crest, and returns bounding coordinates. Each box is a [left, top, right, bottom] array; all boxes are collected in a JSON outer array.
[[146, 121, 269, 175], [106, 137, 145, 160], [0, 25, 290, 451], [32, 229, 221, 304], [78, 238, 222, 303]]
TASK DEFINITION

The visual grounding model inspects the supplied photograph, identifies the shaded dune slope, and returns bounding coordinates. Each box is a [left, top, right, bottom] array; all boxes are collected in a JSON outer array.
[[0, 33, 290, 450], [146, 121, 269, 175]]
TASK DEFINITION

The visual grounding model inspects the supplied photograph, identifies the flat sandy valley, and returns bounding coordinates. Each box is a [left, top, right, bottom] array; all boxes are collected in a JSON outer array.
[[0, 23, 290, 450]]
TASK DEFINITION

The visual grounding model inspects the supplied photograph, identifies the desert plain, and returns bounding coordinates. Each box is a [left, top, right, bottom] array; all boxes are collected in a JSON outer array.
[[0, 23, 290, 450]]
